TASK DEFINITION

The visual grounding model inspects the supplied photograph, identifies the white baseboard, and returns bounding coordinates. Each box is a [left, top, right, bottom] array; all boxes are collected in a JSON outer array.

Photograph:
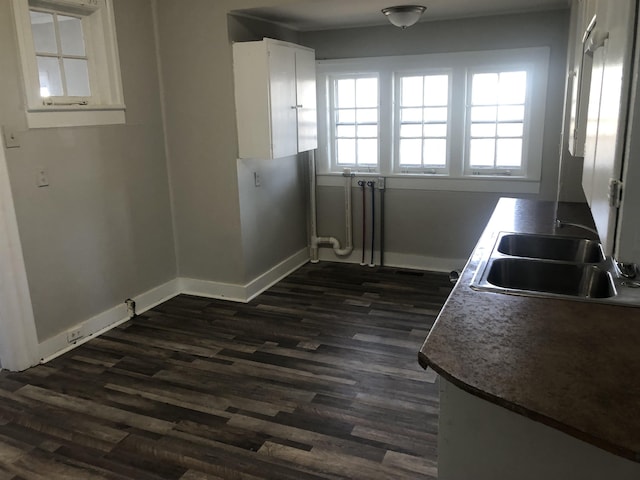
[[318, 247, 467, 273], [38, 279, 180, 363], [178, 247, 309, 303], [244, 248, 309, 301], [37, 249, 310, 364]]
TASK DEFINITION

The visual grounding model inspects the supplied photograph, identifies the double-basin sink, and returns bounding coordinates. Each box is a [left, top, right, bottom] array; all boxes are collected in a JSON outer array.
[[471, 232, 640, 306]]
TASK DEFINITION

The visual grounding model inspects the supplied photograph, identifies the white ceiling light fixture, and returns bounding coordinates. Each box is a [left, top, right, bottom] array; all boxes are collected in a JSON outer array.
[[381, 5, 427, 29]]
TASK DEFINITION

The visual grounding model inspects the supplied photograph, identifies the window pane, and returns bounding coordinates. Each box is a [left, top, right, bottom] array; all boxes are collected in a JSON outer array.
[[424, 75, 448, 106], [357, 108, 377, 124], [498, 105, 525, 122], [472, 73, 498, 105], [424, 139, 446, 166], [64, 58, 91, 96], [357, 139, 378, 164], [498, 71, 527, 104], [424, 124, 447, 137], [336, 79, 355, 108], [336, 125, 355, 138], [37, 56, 63, 96], [337, 139, 356, 164], [496, 139, 523, 167], [470, 139, 495, 167], [471, 123, 496, 137], [337, 109, 355, 124], [401, 76, 423, 107], [400, 124, 422, 138], [497, 123, 524, 137], [399, 139, 422, 165], [58, 15, 86, 56], [471, 106, 497, 122], [30, 11, 57, 54], [401, 108, 422, 122], [356, 78, 377, 108], [357, 125, 377, 138], [424, 107, 447, 122]]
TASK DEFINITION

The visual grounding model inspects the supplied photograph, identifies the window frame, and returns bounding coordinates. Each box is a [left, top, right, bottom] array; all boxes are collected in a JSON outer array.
[[393, 69, 452, 175], [316, 48, 549, 194], [328, 73, 381, 171], [11, 0, 125, 128]]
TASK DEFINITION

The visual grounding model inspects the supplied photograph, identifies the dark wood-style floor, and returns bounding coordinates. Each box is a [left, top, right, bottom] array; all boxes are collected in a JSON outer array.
[[0, 262, 452, 479]]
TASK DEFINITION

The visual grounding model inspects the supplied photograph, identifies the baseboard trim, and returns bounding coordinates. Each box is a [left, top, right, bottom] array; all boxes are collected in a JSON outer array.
[[178, 247, 309, 303], [244, 248, 309, 301], [318, 247, 467, 273], [36, 249, 311, 366], [38, 279, 180, 364]]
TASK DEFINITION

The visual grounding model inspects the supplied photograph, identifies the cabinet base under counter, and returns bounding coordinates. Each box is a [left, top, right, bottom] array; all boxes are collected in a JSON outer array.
[[438, 379, 640, 480]]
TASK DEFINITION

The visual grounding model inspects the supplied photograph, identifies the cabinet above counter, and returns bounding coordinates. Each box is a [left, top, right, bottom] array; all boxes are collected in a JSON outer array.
[[233, 38, 317, 159]]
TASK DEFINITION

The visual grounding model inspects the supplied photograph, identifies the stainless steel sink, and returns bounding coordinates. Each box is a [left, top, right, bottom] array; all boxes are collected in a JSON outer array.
[[496, 233, 605, 263], [486, 258, 616, 298], [470, 231, 640, 306]]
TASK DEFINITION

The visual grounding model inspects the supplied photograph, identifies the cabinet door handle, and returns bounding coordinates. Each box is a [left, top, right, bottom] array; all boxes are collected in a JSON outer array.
[[291, 105, 303, 109]]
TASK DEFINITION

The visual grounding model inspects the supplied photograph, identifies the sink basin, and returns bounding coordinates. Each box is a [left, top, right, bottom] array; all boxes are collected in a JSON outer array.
[[486, 258, 616, 298], [497, 233, 604, 263]]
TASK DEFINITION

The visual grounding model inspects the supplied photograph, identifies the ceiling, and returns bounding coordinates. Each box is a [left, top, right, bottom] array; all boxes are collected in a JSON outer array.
[[232, 0, 570, 31]]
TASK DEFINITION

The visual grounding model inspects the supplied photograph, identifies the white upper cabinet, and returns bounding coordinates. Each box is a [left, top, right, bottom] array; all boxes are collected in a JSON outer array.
[[233, 38, 317, 159]]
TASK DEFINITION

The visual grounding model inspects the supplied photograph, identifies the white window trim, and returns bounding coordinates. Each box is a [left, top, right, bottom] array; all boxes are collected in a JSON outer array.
[[316, 47, 549, 194], [11, 0, 125, 128]]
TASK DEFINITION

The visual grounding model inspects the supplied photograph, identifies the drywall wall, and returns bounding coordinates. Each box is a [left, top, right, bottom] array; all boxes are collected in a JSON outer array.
[[0, 0, 176, 342], [302, 9, 571, 269], [156, 0, 310, 285], [237, 155, 308, 282]]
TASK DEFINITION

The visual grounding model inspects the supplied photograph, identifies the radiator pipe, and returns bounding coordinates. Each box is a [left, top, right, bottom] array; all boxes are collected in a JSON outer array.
[[367, 181, 376, 267], [309, 151, 354, 262], [358, 180, 366, 265], [379, 179, 385, 267]]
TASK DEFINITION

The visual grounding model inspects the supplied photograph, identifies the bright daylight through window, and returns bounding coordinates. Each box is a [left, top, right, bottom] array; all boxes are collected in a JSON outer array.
[[30, 9, 91, 100], [316, 48, 549, 193], [11, 0, 125, 128]]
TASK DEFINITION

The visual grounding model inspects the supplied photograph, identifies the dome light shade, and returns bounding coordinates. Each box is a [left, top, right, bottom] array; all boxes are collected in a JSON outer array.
[[381, 5, 427, 29]]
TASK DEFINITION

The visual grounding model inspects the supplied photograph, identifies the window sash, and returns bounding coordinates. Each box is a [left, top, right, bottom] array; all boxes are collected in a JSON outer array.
[[394, 71, 451, 173], [464, 69, 530, 176], [30, 7, 92, 102], [329, 74, 380, 169]]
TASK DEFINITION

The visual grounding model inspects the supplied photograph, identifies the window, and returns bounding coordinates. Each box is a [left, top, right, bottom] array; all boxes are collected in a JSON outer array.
[[396, 73, 450, 172], [11, 0, 125, 128], [316, 48, 549, 193], [467, 71, 527, 175], [330, 76, 379, 168]]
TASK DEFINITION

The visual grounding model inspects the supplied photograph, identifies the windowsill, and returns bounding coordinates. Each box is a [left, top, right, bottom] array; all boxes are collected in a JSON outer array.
[[316, 172, 540, 194], [25, 106, 126, 129]]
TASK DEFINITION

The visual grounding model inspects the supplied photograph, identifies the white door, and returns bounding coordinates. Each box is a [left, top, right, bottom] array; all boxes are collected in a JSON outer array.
[[268, 43, 298, 159], [295, 47, 318, 153], [582, 0, 636, 254]]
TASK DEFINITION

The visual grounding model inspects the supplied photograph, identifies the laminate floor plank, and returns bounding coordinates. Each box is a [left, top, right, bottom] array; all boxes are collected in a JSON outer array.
[[0, 262, 451, 479]]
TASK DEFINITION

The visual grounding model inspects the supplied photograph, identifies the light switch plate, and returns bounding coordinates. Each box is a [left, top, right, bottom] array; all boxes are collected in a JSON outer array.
[[2, 126, 20, 148]]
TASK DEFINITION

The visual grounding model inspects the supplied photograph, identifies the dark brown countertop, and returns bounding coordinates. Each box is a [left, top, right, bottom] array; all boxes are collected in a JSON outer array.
[[419, 197, 640, 462]]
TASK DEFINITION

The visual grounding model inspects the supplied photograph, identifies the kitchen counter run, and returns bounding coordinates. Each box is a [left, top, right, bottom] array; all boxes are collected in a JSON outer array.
[[419, 197, 640, 462]]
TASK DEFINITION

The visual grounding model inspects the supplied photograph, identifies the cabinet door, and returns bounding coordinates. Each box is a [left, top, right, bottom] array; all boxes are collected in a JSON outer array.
[[268, 44, 298, 159], [295, 48, 318, 152]]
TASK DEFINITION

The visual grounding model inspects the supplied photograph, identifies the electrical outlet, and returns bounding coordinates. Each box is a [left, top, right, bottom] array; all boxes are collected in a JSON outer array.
[[67, 327, 84, 343], [2, 127, 20, 148], [37, 168, 49, 187], [377, 177, 385, 189]]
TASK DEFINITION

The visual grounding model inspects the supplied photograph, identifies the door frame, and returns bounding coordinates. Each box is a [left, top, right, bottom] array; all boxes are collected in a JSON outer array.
[[0, 142, 39, 370]]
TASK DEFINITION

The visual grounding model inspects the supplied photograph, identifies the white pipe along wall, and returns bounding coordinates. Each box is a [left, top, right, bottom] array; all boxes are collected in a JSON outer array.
[[309, 151, 354, 261]]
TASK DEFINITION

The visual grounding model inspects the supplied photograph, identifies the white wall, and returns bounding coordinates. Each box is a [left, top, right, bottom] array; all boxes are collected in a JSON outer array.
[[0, 0, 176, 343], [301, 9, 572, 269]]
